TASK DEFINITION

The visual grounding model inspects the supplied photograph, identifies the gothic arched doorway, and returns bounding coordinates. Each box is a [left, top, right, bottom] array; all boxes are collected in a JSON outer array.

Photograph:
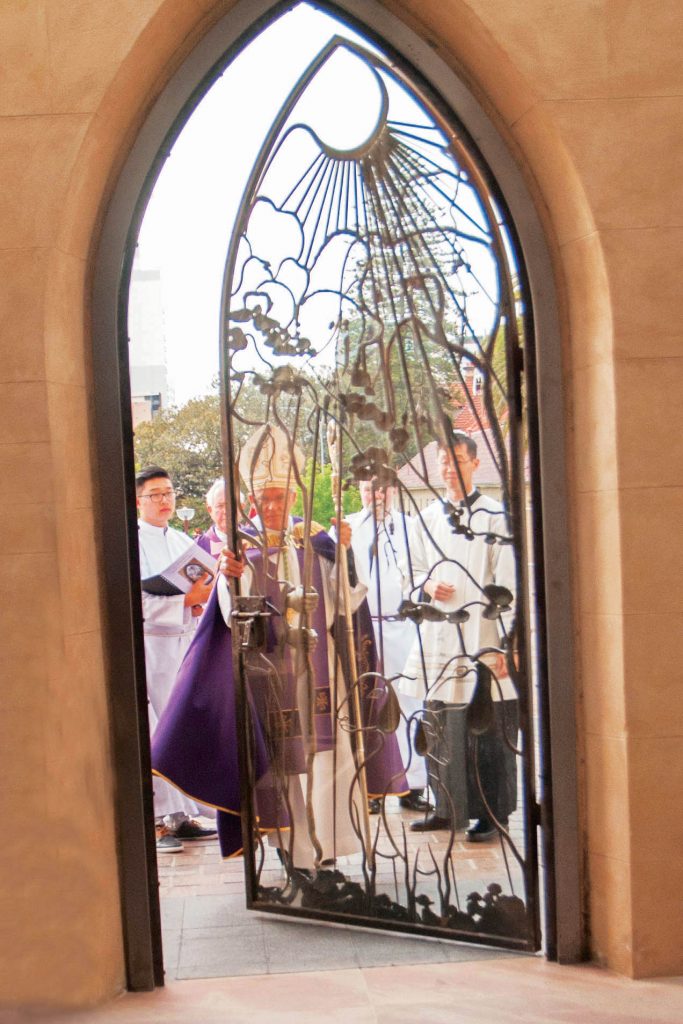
[[92, 0, 579, 989]]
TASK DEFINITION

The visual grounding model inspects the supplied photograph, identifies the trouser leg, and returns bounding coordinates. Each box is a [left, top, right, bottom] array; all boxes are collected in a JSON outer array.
[[424, 700, 468, 828], [467, 699, 519, 822]]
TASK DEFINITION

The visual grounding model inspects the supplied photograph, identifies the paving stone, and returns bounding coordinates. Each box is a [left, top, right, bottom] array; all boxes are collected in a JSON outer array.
[[182, 893, 259, 930], [177, 925, 267, 979], [161, 928, 182, 977], [159, 805, 531, 979], [160, 896, 185, 930]]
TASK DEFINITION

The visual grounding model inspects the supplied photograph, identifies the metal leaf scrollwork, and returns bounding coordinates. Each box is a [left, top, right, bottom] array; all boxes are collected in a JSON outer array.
[[221, 34, 538, 951]]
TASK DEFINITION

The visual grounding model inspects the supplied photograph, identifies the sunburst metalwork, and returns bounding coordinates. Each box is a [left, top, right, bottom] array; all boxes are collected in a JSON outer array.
[[219, 35, 538, 950]]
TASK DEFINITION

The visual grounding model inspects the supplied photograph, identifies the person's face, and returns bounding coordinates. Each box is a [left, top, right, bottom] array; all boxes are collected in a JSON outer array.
[[137, 476, 176, 528], [207, 485, 227, 534], [437, 443, 479, 499], [250, 487, 297, 532], [359, 480, 394, 519]]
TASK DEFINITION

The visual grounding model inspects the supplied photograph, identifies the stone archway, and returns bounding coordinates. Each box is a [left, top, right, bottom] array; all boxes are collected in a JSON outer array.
[[50, 0, 598, 993]]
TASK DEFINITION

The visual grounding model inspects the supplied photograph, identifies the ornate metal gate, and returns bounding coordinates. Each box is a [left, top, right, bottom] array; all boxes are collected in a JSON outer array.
[[219, 35, 540, 951]]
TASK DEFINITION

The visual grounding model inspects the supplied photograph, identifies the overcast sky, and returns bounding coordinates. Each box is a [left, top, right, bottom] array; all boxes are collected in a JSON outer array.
[[132, 3, 373, 405]]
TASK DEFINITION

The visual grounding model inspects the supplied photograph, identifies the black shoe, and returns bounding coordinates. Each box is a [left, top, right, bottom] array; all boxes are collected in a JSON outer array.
[[410, 814, 451, 832], [368, 798, 381, 815], [399, 790, 433, 812], [466, 818, 506, 842], [173, 819, 218, 842]]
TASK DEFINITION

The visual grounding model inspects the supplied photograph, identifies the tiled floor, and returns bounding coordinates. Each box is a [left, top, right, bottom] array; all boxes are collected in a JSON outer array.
[[158, 801, 529, 980], [23, 804, 646, 1024], [5, 811, 683, 1023], [13, 960, 683, 1023], [161, 890, 521, 980]]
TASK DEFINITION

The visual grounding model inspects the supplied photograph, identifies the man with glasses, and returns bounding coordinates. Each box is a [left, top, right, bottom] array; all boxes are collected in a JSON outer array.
[[137, 465, 217, 853], [399, 431, 518, 842], [346, 480, 429, 813]]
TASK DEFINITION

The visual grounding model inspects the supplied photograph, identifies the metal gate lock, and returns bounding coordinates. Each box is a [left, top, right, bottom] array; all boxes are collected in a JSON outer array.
[[232, 595, 270, 651]]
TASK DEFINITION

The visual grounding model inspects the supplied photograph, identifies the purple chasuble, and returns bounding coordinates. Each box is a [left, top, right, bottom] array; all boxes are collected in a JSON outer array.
[[152, 521, 407, 858], [197, 525, 224, 558]]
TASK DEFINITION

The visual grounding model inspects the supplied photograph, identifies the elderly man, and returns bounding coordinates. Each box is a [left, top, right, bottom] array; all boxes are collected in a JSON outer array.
[[197, 478, 228, 558], [152, 426, 407, 869], [399, 431, 518, 842], [136, 465, 217, 853], [346, 480, 429, 812]]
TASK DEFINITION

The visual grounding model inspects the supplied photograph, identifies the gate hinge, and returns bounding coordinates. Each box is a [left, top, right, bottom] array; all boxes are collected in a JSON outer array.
[[530, 800, 543, 829]]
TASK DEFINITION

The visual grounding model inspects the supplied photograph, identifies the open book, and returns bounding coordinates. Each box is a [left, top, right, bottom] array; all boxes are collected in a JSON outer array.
[[141, 542, 218, 597]]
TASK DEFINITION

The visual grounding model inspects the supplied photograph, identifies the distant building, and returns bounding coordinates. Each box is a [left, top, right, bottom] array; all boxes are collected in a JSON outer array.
[[128, 255, 170, 425], [130, 364, 168, 427]]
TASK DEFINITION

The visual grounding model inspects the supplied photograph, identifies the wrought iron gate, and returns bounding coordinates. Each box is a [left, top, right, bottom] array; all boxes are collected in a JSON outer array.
[[219, 35, 541, 951]]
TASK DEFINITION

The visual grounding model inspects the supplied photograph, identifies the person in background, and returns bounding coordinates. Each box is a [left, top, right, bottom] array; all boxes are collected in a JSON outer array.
[[197, 478, 228, 558], [346, 479, 430, 812], [399, 431, 518, 842], [137, 465, 217, 853]]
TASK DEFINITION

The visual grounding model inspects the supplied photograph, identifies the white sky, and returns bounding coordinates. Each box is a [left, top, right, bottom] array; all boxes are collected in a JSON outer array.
[[131, 1, 505, 407], [133, 3, 374, 405]]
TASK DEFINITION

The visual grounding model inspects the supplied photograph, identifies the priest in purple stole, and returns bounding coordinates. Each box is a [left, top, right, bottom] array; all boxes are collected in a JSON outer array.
[[152, 425, 407, 868], [196, 478, 228, 559]]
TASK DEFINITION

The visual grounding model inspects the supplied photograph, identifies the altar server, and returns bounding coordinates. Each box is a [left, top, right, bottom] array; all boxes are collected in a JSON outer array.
[[399, 432, 518, 841], [137, 466, 217, 853], [346, 480, 429, 810]]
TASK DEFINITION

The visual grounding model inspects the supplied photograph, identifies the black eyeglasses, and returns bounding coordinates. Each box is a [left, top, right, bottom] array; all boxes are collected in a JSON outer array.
[[140, 490, 175, 503]]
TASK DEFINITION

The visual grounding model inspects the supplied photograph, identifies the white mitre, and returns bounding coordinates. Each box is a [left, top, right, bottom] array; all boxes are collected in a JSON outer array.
[[238, 424, 305, 494]]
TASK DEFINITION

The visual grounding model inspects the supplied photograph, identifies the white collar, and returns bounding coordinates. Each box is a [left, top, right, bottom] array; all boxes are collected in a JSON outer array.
[[138, 518, 169, 536]]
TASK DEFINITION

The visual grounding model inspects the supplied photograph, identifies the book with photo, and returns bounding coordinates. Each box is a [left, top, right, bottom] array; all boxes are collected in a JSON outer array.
[[141, 542, 218, 596]]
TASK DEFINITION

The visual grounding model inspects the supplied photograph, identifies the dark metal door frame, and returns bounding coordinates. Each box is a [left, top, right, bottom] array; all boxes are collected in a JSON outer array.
[[91, 0, 581, 990]]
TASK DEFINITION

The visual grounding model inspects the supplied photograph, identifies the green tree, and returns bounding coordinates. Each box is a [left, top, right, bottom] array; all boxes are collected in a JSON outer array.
[[134, 393, 223, 531], [291, 461, 361, 527]]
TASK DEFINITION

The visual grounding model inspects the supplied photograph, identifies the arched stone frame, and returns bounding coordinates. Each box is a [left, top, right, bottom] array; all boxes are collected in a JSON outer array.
[[86, 0, 582, 988]]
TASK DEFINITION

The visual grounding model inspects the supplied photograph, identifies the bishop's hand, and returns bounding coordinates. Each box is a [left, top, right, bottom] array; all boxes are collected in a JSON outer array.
[[285, 584, 319, 614], [219, 544, 247, 579]]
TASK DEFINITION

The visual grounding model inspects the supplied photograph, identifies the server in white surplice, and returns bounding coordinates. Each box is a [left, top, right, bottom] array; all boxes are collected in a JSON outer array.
[[346, 480, 429, 811], [137, 466, 217, 854], [399, 431, 518, 842]]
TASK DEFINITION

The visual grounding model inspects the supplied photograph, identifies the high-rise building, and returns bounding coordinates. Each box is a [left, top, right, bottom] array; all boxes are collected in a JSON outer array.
[[128, 251, 170, 425]]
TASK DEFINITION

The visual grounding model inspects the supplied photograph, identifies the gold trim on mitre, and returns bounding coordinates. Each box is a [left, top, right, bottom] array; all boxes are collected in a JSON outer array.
[[238, 424, 304, 494]]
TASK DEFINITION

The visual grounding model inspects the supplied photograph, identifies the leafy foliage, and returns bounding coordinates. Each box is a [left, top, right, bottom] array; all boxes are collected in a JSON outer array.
[[134, 393, 223, 531], [291, 461, 362, 528]]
